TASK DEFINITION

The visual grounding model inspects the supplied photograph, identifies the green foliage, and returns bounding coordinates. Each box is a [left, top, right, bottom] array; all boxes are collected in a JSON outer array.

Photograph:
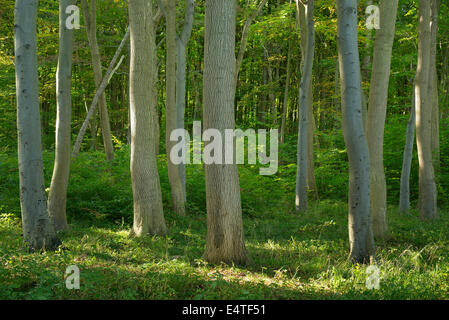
[[1, 142, 449, 299]]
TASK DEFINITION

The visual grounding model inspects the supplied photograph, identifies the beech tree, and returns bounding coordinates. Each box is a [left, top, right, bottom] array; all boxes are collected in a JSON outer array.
[[399, 79, 416, 214], [81, 0, 114, 161], [295, 0, 315, 213], [336, 0, 375, 264], [415, 0, 437, 220], [430, 0, 441, 171], [129, 0, 167, 236], [14, 0, 60, 250], [296, 0, 317, 200], [365, 0, 399, 238], [202, 0, 249, 265], [48, 0, 75, 232], [176, 0, 195, 202], [165, 0, 186, 216]]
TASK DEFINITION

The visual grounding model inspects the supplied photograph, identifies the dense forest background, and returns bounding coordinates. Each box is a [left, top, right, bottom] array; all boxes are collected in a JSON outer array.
[[1, 0, 449, 299], [1, 0, 448, 205]]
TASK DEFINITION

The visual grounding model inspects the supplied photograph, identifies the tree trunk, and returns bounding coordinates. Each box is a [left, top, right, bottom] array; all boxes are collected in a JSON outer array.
[[257, 67, 268, 127], [176, 0, 195, 202], [72, 31, 128, 159], [280, 40, 292, 144], [165, 0, 185, 216], [333, 58, 340, 131], [129, 0, 167, 236], [366, 0, 398, 238], [430, 0, 441, 172], [336, 0, 375, 264], [361, 0, 372, 131], [203, 0, 250, 265], [296, 0, 317, 201], [416, 0, 438, 220], [81, 0, 114, 161], [295, 0, 315, 213], [399, 79, 416, 214], [48, 0, 75, 232], [14, 0, 60, 251]]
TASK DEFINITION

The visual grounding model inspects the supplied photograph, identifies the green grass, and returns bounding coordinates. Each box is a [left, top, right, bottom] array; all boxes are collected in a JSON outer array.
[[1, 147, 449, 300]]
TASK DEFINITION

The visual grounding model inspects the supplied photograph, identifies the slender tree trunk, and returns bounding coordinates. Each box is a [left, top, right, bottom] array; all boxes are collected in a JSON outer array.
[[416, 0, 437, 220], [366, 0, 398, 238], [361, 0, 372, 131], [296, 0, 317, 200], [307, 85, 317, 199], [72, 29, 128, 159], [295, 0, 315, 212], [430, 0, 441, 172], [280, 40, 292, 144], [165, 0, 186, 216], [263, 46, 275, 125], [176, 0, 195, 202], [333, 58, 340, 131], [336, 0, 375, 264], [48, 0, 75, 232], [129, 0, 167, 236], [203, 0, 249, 265], [399, 79, 416, 214], [14, 0, 60, 250], [81, 0, 114, 161], [257, 67, 268, 127]]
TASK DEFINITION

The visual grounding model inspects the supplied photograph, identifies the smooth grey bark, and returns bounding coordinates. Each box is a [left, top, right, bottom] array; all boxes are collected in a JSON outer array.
[[399, 79, 416, 214], [129, 0, 167, 236], [176, 0, 195, 202], [416, 0, 438, 220], [72, 28, 129, 159], [336, 0, 375, 264], [165, 0, 185, 216], [366, 0, 399, 238], [361, 0, 372, 131], [203, 0, 250, 265], [14, 0, 60, 250], [296, 0, 317, 199], [430, 0, 441, 171], [48, 0, 75, 232], [295, 0, 314, 213], [81, 0, 114, 161]]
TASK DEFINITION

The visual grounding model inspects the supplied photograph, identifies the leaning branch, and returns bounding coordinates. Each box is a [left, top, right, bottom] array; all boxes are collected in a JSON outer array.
[[72, 27, 130, 159]]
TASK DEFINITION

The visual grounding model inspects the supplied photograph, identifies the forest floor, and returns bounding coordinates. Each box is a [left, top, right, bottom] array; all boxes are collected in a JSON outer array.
[[1, 147, 449, 300]]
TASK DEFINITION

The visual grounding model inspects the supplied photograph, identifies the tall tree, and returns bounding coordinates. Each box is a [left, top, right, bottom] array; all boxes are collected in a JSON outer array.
[[415, 0, 437, 220], [14, 0, 60, 250], [165, 0, 186, 215], [81, 0, 114, 161], [203, 0, 249, 265], [295, 0, 315, 213], [176, 0, 195, 202], [336, 0, 375, 263], [430, 0, 441, 171], [399, 78, 416, 214], [296, 0, 317, 200], [129, 0, 167, 236], [48, 0, 75, 232], [365, 0, 399, 238]]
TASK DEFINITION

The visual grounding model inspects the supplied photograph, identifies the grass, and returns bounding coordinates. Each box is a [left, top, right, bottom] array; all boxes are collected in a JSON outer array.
[[1, 147, 449, 300]]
